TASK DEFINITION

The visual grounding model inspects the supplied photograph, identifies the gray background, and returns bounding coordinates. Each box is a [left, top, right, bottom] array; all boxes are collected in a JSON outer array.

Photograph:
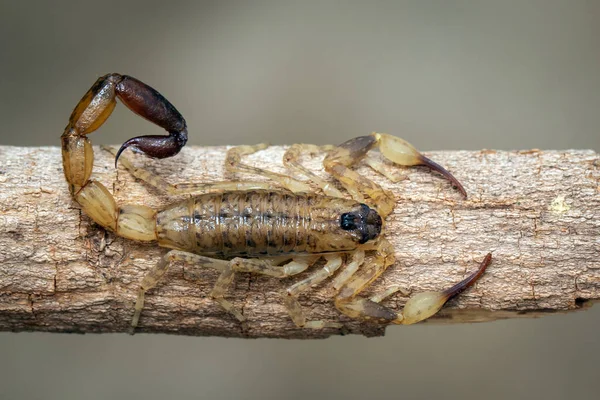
[[1, 1, 599, 399]]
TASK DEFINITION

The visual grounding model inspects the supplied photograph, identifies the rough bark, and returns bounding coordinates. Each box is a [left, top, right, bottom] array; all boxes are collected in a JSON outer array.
[[0, 146, 598, 338]]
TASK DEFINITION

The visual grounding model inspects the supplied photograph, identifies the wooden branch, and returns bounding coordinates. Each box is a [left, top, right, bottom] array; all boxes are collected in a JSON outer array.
[[0, 146, 598, 338]]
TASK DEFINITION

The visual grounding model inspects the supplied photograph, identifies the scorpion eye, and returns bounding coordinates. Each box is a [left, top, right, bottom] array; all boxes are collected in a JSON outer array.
[[340, 204, 383, 244], [340, 213, 357, 230]]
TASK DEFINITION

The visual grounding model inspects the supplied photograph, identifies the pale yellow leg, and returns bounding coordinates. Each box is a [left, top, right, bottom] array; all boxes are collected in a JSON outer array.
[[230, 255, 320, 278], [283, 144, 344, 197], [226, 144, 312, 193], [228, 255, 348, 328], [283, 255, 345, 329], [209, 255, 323, 323], [369, 285, 409, 304], [336, 239, 396, 302], [331, 249, 365, 291], [211, 265, 245, 322], [364, 155, 406, 183], [102, 146, 276, 195], [130, 250, 244, 331], [131, 250, 180, 333], [333, 239, 402, 324], [166, 252, 246, 323]]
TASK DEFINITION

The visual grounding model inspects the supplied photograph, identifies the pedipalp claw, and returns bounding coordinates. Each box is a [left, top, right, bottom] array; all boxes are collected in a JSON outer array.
[[401, 253, 492, 324], [374, 132, 467, 198]]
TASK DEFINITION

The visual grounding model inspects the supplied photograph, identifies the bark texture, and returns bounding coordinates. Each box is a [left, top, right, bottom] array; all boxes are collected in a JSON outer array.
[[0, 146, 598, 338]]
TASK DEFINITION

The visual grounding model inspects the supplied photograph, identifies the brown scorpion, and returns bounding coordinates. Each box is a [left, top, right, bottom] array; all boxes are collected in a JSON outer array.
[[61, 73, 491, 332]]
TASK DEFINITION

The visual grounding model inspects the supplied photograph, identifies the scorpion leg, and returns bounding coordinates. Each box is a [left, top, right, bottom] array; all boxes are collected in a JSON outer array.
[[229, 255, 345, 328], [228, 255, 344, 328], [219, 255, 323, 324], [323, 132, 467, 217], [369, 285, 409, 304], [158, 252, 247, 323], [131, 250, 233, 332], [283, 254, 345, 329], [226, 144, 313, 193], [363, 155, 406, 183], [331, 249, 365, 291], [282, 144, 344, 197], [334, 239, 399, 323], [211, 264, 245, 322], [140, 253, 322, 325], [230, 255, 320, 278], [131, 250, 182, 333], [103, 146, 280, 195]]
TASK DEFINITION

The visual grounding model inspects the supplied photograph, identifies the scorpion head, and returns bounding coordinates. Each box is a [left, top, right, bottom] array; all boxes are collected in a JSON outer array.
[[340, 203, 382, 244]]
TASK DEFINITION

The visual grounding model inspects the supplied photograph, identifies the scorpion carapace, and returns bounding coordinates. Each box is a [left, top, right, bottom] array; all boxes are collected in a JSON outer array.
[[61, 73, 491, 333]]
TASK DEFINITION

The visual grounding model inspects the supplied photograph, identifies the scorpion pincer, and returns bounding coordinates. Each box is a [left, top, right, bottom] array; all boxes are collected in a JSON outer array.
[[61, 73, 492, 332]]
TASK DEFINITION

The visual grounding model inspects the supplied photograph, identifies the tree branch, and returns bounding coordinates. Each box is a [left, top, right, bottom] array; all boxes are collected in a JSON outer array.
[[0, 146, 598, 338]]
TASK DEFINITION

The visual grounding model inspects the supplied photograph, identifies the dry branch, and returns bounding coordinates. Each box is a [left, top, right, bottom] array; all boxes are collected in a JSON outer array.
[[0, 146, 598, 338]]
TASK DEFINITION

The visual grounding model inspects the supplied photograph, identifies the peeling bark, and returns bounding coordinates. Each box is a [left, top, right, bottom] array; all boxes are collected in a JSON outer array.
[[0, 146, 598, 338]]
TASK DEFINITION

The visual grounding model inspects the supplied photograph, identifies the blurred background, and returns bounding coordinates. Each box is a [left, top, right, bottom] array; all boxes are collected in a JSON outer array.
[[0, 1, 599, 399]]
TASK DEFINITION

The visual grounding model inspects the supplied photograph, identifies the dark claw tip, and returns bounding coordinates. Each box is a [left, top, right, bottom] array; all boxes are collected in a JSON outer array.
[[443, 253, 492, 299], [419, 155, 468, 199]]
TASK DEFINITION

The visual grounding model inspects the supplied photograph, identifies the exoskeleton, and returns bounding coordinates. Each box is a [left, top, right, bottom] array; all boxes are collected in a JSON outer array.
[[61, 73, 491, 332]]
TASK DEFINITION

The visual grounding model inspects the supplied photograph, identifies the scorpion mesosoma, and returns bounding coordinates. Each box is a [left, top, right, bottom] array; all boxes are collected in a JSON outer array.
[[61, 73, 492, 332]]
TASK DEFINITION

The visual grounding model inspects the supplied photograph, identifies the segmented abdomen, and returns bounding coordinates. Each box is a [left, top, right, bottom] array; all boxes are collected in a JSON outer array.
[[156, 190, 346, 257]]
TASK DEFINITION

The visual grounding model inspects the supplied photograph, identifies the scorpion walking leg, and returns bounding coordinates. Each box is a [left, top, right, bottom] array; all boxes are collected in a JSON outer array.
[[211, 264, 245, 322], [226, 144, 313, 193], [363, 155, 406, 183], [161, 252, 246, 323], [131, 250, 181, 333], [153, 253, 322, 324], [282, 144, 344, 197], [283, 254, 345, 329], [323, 132, 467, 217], [228, 255, 346, 328], [131, 250, 242, 329], [228, 254, 346, 328], [103, 146, 281, 195], [369, 286, 410, 304], [331, 249, 365, 291], [334, 239, 400, 323], [332, 246, 408, 316], [230, 255, 320, 278]]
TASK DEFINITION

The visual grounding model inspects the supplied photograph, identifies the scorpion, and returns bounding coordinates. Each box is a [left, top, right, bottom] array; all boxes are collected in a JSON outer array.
[[61, 73, 492, 332]]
